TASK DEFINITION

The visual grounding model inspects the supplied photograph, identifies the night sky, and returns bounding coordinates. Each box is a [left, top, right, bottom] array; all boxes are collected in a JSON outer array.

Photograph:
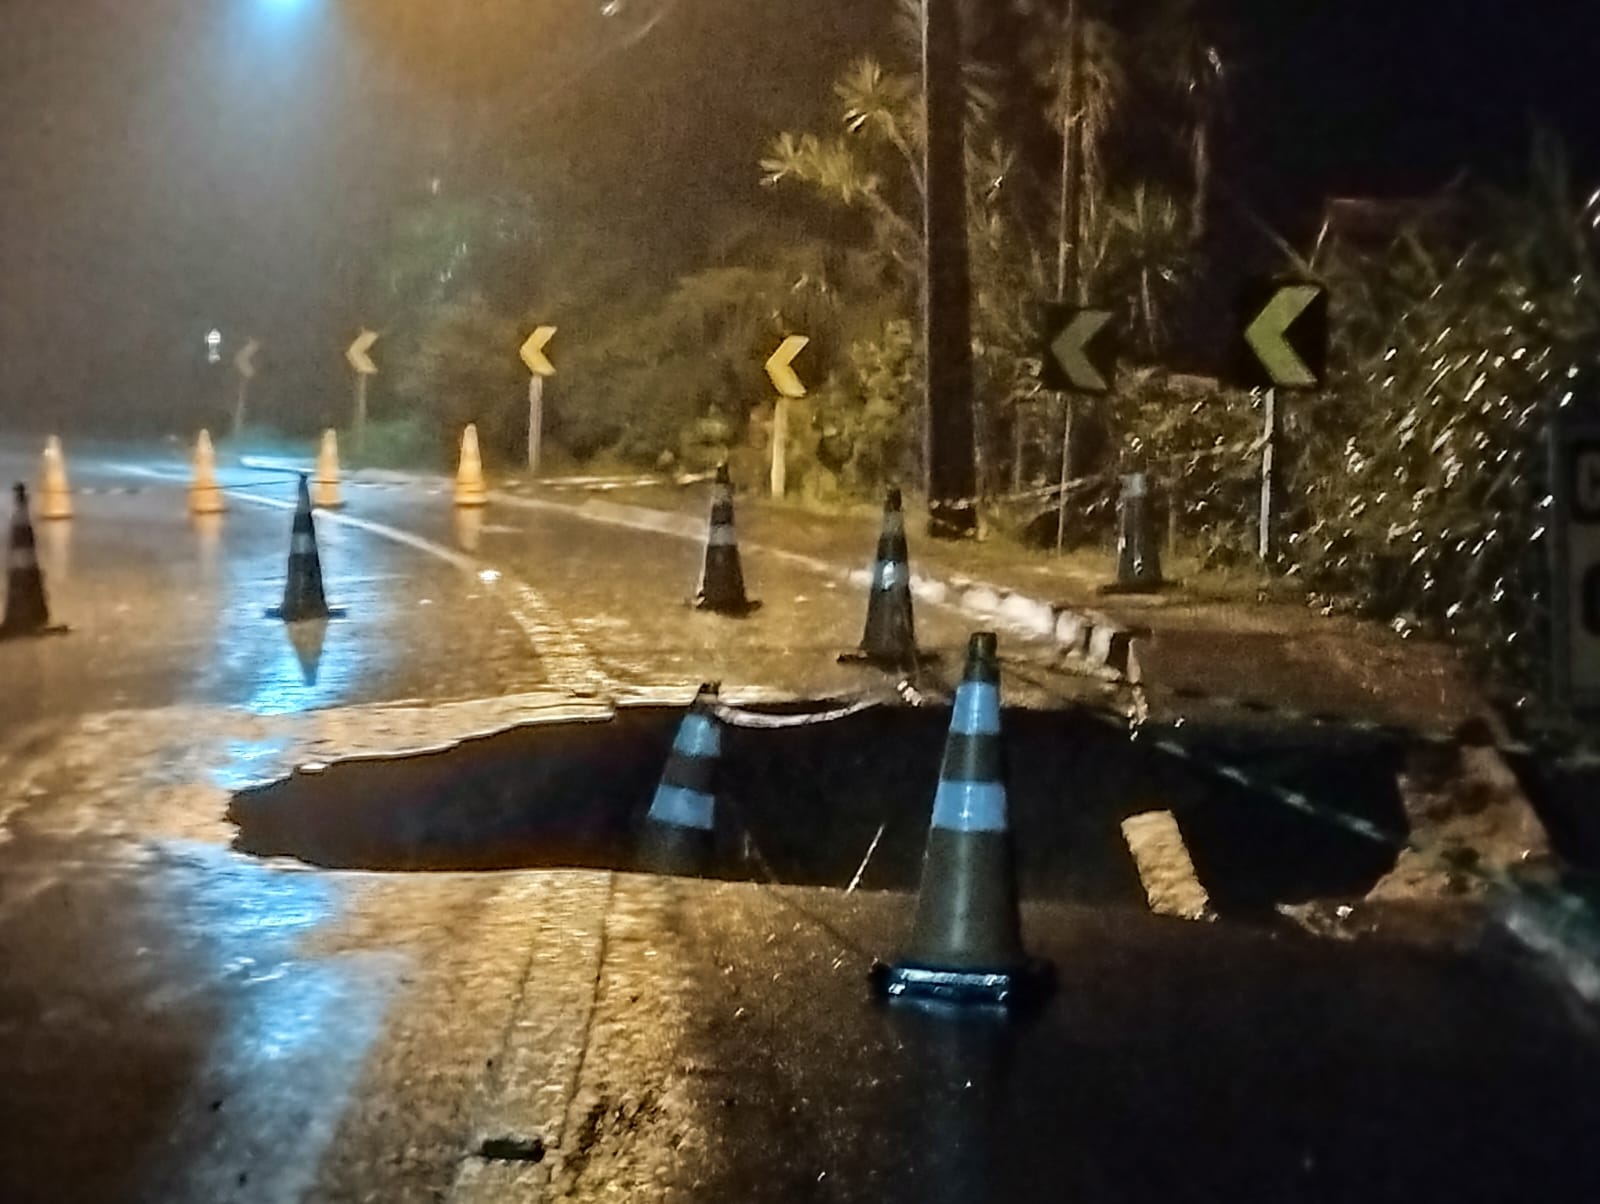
[[2, 0, 1597, 433]]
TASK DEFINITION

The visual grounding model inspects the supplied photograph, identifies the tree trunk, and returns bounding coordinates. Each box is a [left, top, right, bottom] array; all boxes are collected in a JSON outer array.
[[1055, 0, 1082, 304], [1141, 267, 1157, 351], [922, 0, 980, 538], [1191, 117, 1210, 240]]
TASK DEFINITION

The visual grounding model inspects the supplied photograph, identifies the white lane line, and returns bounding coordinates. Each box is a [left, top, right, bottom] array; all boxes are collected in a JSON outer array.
[[1120, 809, 1215, 921], [103, 464, 615, 696]]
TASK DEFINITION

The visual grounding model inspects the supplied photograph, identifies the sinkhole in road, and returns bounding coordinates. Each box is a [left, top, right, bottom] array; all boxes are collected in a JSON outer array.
[[228, 704, 1410, 914]]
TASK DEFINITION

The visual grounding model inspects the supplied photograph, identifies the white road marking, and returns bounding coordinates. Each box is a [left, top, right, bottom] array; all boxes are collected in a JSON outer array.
[[1120, 809, 1214, 921]]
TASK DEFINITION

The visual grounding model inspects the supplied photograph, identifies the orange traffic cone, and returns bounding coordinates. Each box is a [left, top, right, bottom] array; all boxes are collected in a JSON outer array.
[[1, 484, 68, 639], [841, 485, 926, 668], [694, 464, 758, 616], [455, 424, 488, 508], [872, 632, 1052, 1007], [189, 430, 226, 516], [312, 429, 343, 510], [638, 683, 721, 875], [37, 437, 73, 521], [266, 475, 345, 622]]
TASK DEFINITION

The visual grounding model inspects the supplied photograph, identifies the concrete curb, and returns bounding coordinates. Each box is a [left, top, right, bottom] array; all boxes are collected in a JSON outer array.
[[845, 566, 1141, 681]]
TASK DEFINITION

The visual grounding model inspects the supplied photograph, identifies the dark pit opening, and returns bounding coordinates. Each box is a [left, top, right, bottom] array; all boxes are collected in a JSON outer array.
[[228, 704, 1409, 915]]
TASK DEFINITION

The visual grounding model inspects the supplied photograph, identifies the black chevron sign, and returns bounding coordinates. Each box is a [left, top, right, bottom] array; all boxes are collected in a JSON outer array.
[[1236, 279, 1328, 390], [1040, 304, 1116, 394]]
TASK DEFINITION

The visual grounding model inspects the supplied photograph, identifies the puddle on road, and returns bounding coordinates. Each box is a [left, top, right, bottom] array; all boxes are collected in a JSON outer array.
[[229, 704, 1409, 915]]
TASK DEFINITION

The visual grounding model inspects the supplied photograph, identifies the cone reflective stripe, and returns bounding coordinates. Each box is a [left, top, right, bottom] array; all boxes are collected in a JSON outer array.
[[312, 429, 343, 510], [38, 437, 72, 521], [843, 486, 920, 667], [640, 684, 722, 875], [874, 632, 1052, 1007], [647, 707, 720, 831], [455, 424, 488, 508], [932, 676, 1007, 832], [1, 483, 64, 639], [694, 464, 757, 615], [267, 475, 343, 622], [189, 429, 226, 516]]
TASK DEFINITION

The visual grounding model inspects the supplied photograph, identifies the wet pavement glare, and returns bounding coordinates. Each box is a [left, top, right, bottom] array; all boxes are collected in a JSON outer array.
[[2, 446, 1598, 1203]]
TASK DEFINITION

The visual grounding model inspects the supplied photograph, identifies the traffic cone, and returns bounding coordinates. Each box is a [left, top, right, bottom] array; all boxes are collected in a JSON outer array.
[[872, 632, 1052, 1007], [189, 429, 226, 516], [841, 486, 925, 668], [37, 437, 72, 521], [1, 484, 67, 639], [266, 475, 345, 622], [693, 464, 759, 615], [455, 424, 488, 508], [638, 683, 722, 876], [1103, 471, 1163, 594], [312, 429, 343, 510]]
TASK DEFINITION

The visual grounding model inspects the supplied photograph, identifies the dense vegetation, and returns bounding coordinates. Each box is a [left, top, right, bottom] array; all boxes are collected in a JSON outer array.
[[361, 0, 1600, 708]]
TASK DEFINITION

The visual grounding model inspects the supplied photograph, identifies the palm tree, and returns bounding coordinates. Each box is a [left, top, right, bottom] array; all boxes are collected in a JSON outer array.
[[1106, 183, 1193, 352], [1030, 1, 1124, 303], [1145, 0, 1226, 240]]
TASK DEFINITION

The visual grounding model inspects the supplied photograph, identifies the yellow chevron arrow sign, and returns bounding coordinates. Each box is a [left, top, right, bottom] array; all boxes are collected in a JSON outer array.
[[346, 329, 379, 376], [765, 335, 809, 399], [521, 326, 557, 377], [1244, 284, 1323, 389]]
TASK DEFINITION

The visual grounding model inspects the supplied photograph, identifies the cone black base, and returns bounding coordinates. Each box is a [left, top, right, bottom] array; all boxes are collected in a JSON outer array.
[[0, 622, 69, 641], [870, 956, 1055, 1008], [692, 596, 762, 617], [1097, 579, 1173, 597], [837, 648, 938, 669], [265, 606, 347, 621]]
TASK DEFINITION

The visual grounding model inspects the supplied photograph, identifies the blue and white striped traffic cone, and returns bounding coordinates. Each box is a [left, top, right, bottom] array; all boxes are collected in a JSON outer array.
[[694, 465, 759, 616], [873, 632, 1052, 1006], [841, 486, 925, 669], [267, 475, 346, 622], [638, 683, 722, 875]]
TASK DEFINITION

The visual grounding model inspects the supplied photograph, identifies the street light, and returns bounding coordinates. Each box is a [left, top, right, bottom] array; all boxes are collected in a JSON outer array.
[[206, 328, 223, 365]]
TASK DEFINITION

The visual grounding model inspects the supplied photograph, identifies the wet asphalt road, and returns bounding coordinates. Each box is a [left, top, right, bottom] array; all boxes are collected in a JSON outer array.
[[0, 442, 1040, 720], [2, 440, 1598, 1203], [0, 447, 539, 726]]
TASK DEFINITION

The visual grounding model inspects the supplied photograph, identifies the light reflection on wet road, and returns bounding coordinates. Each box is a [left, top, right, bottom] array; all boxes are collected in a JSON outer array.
[[0, 449, 545, 727], [3, 440, 1072, 1204]]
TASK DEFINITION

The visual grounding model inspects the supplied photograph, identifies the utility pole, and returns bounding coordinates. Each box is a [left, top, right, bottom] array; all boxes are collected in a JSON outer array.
[[1054, 0, 1084, 555], [923, 0, 980, 539], [1258, 386, 1279, 564], [527, 376, 544, 474]]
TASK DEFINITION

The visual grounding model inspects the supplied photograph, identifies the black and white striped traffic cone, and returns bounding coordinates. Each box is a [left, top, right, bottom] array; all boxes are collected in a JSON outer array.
[[1104, 471, 1164, 594], [638, 683, 722, 876], [841, 486, 925, 669], [267, 475, 345, 622], [872, 632, 1052, 1007], [694, 464, 759, 616], [0, 484, 67, 639]]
